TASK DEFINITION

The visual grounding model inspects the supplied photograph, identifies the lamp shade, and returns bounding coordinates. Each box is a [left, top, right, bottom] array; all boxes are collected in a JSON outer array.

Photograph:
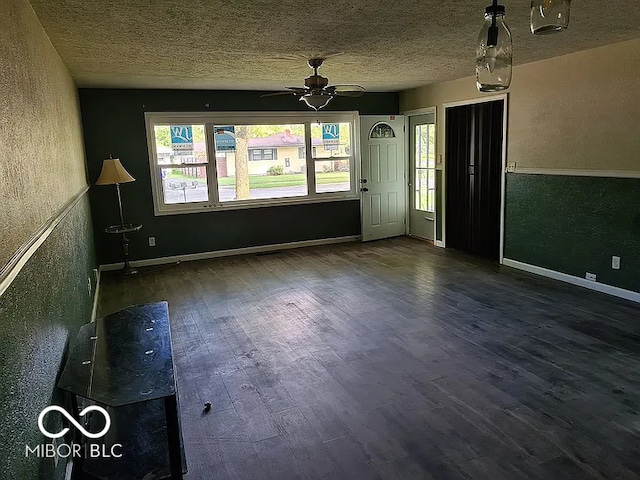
[[95, 158, 135, 185], [300, 93, 333, 111]]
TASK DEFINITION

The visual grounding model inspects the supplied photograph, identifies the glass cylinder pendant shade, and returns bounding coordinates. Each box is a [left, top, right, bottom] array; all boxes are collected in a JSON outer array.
[[530, 0, 571, 35], [476, 5, 512, 93]]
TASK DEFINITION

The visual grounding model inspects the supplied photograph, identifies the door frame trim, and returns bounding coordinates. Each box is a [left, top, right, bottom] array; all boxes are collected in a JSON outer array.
[[402, 107, 439, 116], [404, 107, 437, 240], [442, 93, 509, 263]]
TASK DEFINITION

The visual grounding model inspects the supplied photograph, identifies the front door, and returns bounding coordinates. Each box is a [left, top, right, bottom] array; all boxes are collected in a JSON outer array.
[[409, 113, 436, 240], [360, 116, 406, 241]]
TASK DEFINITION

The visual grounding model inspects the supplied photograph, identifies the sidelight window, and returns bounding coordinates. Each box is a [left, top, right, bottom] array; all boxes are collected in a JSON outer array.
[[414, 123, 436, 212]]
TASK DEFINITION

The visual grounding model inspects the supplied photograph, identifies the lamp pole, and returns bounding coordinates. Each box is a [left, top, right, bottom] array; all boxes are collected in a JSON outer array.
[[115, 182, 125, 226]]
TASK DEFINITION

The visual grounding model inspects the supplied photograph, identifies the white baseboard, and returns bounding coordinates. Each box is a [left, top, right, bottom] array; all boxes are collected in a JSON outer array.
[[435, 240, 445, 248], [502, 258, 640, 303], [100, 236, 361, 271], [512, 167, 640, 179]]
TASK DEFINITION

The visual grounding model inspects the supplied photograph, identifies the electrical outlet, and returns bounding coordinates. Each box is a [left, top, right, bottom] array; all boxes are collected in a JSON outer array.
[[87, 277, 92, 296], [612, 256, 621, 270], [148, 236, 156, 247], [507, 162, 516, 173], [585, 272, 597, 282]]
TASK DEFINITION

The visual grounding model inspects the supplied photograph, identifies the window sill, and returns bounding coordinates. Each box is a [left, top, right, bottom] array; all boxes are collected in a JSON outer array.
[[154, 193, 359, 216]]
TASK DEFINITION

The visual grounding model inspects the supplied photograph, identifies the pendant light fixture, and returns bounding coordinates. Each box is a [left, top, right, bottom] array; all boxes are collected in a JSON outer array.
[[300, 93, 333, 111], [476, 0, 512, 93], [530, 0, 571, 34]]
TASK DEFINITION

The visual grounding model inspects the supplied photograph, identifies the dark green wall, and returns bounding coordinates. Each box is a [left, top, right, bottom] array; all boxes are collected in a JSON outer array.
[[504, 174, 640, 293], [0, 193, 97, 480], [79, 89, 398, 265]]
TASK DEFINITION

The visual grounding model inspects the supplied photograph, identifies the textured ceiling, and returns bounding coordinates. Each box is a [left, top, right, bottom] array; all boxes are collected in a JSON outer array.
[[29, 0, 640, 92]]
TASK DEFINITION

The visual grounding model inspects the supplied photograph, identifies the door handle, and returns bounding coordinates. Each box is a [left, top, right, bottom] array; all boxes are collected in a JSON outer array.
[[359, 179, 368, 184], [360, 187, 369, 192]]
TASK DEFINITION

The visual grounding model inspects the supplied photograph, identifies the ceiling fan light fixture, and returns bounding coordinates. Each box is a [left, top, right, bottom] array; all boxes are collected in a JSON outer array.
[[530, 0, 571, 35], [300, 93, 332, 111], [264, 59, 364, 109], [476, 0, 512, 93]]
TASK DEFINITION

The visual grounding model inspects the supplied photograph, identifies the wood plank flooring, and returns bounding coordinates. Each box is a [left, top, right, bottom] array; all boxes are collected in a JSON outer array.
[[97, 237, 640, 480]]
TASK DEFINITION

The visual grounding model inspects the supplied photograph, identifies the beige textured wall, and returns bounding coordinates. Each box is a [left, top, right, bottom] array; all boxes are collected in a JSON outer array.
[[400, 38, 640, 172], [0, 0, 87, 268]]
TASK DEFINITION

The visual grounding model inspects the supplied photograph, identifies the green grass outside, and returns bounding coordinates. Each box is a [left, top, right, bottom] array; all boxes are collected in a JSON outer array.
[[166, 171, 349, 188]]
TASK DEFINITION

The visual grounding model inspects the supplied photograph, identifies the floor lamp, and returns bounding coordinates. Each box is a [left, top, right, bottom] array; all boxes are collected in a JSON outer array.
[[96, 157, 141, 275]]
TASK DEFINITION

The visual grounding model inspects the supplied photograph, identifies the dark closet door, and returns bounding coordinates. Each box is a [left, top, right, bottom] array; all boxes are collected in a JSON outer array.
[[445, 105, 474, 254], [445, 100, 504, 260]]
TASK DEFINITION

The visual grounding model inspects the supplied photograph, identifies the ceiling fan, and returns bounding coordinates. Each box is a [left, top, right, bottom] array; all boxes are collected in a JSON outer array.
[[262, 58, 365, 110]]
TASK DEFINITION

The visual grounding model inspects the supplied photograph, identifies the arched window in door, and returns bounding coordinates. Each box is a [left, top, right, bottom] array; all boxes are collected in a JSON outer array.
[[369, 122, 396, 139]]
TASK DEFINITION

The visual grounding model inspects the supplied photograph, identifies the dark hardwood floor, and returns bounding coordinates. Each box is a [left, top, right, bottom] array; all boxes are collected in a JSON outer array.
[[97, 237, 640, 480]]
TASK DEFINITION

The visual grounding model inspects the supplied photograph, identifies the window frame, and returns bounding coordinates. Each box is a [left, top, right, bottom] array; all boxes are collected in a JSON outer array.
[[413, 123, 436, 213], [145, 111, 360, 216]]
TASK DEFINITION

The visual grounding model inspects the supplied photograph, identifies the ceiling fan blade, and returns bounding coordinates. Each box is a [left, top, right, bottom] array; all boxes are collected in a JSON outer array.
[[260, 91, 294, 98], [285, 87, 308, 93], [334, 90, 365, 98], [267, 52, 344, 62], [335, 92, 365, 98], [325, 84, 365, 97], [261, 86, 309, 98], [332, 84, 365, 93]]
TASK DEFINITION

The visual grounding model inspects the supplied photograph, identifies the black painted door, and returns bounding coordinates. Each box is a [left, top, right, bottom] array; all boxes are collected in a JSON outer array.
[[445, 100, 504, 260]]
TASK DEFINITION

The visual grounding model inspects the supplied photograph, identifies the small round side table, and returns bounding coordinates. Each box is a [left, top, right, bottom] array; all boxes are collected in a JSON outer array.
[[105, 223, 142, 275]]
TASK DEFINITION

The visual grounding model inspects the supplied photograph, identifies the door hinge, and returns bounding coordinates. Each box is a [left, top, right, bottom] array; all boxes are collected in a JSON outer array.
[[403, 217, 406, 225]]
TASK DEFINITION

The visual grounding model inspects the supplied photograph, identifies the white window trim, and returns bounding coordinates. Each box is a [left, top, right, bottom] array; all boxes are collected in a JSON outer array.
[[145, 111, 360, 216], [415, 123, 437, 214]]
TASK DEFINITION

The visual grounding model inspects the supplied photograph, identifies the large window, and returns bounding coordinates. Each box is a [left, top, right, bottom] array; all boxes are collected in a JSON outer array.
[[146, 112, 359, 215], [214, 124, 308, 202]]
